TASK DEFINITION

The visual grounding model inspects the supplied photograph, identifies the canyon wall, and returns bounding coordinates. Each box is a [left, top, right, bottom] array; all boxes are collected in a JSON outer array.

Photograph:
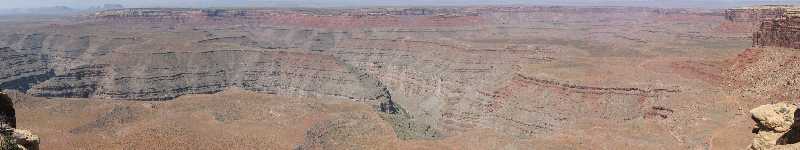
[[754, 17, 800, 49], [729, 5, 800, 49], [724, 5, 795, 22], [27, 50, 386, 101], [0, 35, 53, 92]]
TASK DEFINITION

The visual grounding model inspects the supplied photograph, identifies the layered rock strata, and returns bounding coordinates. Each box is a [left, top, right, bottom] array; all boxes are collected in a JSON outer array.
[[88, 7, 710, 28], [753, 17, 800, 49], [729, 5, 800, 49], [0, 5, 752, 145], [721, 5, 800, 34], [0, 43, 53, 92], [725, 5, 797, 22], [28, 50, 385, 101], [90, 8, 484, 28]]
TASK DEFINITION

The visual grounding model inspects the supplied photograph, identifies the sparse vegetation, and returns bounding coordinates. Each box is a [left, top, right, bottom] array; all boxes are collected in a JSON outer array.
[[0, 134, 21, 150]]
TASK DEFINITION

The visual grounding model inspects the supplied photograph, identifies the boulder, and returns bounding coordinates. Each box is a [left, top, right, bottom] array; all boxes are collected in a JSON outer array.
[[750, 102, 800, 150], [12, 129, 39, 150]]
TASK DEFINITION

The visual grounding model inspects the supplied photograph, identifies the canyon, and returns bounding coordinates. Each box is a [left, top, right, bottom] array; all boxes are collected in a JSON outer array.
[[0, 5, 798, 149]]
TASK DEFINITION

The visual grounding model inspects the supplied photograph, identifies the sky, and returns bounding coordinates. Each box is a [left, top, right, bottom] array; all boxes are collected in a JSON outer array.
[[1, 0, 799, 9]]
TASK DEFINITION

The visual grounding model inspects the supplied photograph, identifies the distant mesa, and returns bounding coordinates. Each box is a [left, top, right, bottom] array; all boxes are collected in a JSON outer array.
[[88, 7, 485, 28]]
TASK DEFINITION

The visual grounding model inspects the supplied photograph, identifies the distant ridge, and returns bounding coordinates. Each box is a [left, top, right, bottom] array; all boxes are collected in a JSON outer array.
[[4, 0, 800, 10], [0, 6, 77, 15]]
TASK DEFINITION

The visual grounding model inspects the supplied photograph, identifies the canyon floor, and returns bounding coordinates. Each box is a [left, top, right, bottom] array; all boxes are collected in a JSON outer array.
[[0, 7, 782, 149]]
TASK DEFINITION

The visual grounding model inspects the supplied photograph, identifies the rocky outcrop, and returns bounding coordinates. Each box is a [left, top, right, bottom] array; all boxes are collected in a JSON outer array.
[[0, 92, 39, 150], [749, 102, 800, 150]]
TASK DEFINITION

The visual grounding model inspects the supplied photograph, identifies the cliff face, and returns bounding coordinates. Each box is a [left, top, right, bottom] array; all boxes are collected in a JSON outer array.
[[725, 5, 795, 22], [729, 5, 800, 49], [27, 51, 385, 101], [0, 35, 53, 92], [0, 92, 39, 150], [724, 6, 800, 102], [721, 5, 799, 34], [754, 17, 800, 49]]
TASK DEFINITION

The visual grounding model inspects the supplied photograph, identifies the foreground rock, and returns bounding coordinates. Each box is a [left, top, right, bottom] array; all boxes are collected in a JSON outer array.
[[750, 102, 800, 150], [0, 92, 38, 150]]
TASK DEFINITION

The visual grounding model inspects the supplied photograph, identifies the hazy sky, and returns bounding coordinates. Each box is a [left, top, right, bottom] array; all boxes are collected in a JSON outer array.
[[2, 0, 799, 9]]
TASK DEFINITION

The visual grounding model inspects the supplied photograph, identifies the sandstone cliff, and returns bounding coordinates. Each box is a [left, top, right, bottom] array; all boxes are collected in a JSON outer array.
[[0, 92, 38, 150]]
